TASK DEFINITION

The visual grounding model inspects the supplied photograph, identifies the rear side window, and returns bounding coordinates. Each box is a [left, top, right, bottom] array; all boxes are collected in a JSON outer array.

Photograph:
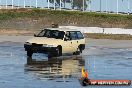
[[77, 31, 84, 39], [70, 32, 78, 40]]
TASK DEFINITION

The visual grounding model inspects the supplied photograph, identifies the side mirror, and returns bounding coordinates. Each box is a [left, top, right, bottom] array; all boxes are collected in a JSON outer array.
[[34, 34, 37, 37]]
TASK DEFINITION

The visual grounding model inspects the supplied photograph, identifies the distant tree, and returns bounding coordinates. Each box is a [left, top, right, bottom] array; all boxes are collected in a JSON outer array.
[[48, 0, 54, 4], [48, 0, 71, 8], [63, 0, 71, 8], [47, 0, 89, 10], [72, 0, 89, 11]]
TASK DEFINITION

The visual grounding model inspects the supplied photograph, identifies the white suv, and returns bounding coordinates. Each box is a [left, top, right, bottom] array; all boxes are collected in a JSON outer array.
[[24, 28, 85, 57]]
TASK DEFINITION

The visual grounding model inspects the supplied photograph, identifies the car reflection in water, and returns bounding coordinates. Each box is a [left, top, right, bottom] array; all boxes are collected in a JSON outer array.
[[25, 56, 85, 82]]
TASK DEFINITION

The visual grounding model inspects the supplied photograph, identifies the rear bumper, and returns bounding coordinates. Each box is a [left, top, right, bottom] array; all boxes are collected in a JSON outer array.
[[24, 44, 58, 54]]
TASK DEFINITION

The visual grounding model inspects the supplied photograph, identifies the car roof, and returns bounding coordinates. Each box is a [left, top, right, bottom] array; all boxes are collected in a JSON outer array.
[[43, 28, 79, 32]]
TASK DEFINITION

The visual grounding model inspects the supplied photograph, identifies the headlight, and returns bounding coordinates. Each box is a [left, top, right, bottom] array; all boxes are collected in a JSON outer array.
[[47, 45, 54, 47], [43, 44, 47, 47], [25, 42, 32, 45]]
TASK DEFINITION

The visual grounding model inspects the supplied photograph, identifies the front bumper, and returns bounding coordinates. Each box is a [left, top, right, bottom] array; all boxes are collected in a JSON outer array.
[[24, 44, 58, 54]]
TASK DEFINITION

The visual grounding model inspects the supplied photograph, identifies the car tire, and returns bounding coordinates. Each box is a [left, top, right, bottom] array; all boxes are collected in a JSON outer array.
[[48, 53, 52, 58], [73, 48, 81, 55], [48, 47, 61, 58], [27, 50, 33, 57], [79, 47, 82, 53]]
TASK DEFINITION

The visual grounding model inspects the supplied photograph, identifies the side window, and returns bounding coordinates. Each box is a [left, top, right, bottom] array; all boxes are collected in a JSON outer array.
[[44, 30, 51, 37], [77, 31, 84, 39], [37, 30, 46, 37], [52, 31, 65, 39], [70, 32, 78, 40]]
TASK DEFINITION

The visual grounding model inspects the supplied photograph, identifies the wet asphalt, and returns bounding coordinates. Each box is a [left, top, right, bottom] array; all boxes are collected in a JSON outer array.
[[0, 41, 132, 88]]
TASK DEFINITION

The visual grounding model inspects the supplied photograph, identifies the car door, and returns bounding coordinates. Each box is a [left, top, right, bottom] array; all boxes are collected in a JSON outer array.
[[62, 31, 73, 54], [62, 31, 79, 54], [69, 31, 78, 52]]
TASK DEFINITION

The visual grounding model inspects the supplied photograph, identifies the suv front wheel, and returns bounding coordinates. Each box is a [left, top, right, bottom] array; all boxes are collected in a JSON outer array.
[[48, 46, 62, 58], [57, 46, 62, 56], [27, 50, 33, 57]]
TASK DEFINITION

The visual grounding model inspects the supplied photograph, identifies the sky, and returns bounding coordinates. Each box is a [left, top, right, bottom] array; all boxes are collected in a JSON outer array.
[[0, 0, 132, 13]]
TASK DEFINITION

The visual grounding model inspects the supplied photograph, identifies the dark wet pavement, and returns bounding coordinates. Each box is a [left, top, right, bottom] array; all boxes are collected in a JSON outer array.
[[0, 41, 132, 88]]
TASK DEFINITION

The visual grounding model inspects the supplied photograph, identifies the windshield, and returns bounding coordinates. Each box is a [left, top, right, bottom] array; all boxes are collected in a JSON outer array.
[[36, 29, 65, 39]]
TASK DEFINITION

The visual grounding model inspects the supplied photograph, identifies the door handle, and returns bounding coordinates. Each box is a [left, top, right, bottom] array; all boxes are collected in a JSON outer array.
[[77, 41, 78, 43], [71, 42, 72, 44]]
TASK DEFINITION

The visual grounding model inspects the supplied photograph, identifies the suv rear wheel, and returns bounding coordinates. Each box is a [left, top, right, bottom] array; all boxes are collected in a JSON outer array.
[[73, 44, 85, 55], [73, 47, 81, 55]]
